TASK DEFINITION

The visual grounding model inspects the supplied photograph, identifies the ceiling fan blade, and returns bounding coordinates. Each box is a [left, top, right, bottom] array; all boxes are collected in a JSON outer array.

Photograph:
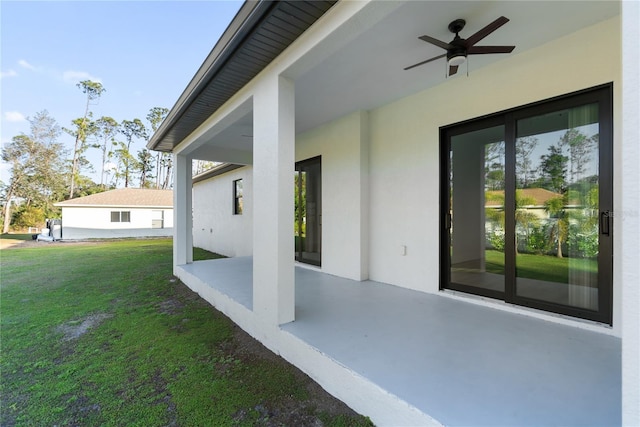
[[468, 45, 515, 54], [464, 16, 509, 47], [449, 65, 459, 76], [418, 35, 452, 50], [404, 53, 447, 71]]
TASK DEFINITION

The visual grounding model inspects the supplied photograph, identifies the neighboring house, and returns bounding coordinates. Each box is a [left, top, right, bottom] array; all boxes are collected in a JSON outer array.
[[148, 1, 638, 426], [55, 188, 173, 240], [485, 188, 563, 219]]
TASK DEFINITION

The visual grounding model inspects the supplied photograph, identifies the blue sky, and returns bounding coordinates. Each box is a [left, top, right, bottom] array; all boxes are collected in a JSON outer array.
[[0, 0, 243, 184]]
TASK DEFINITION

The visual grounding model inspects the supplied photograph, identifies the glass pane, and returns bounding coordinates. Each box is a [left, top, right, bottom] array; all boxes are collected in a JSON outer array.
[[295, 158, 321, 266], [450, 125, 505, 293], [515, 104, 599, 310]]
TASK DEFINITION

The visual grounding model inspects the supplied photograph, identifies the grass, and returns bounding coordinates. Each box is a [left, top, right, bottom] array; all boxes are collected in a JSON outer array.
[[485, 249, 597, 283], [1, 238, 373, 426]]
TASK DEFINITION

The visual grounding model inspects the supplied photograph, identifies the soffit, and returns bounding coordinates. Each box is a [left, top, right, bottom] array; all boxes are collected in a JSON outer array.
[[149, 0, 336, 152]]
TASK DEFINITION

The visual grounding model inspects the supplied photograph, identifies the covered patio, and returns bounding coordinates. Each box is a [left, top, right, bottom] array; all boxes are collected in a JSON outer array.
[[178, 257, 621, 426]]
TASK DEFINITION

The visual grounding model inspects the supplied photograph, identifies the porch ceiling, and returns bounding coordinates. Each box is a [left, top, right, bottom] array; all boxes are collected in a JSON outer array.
[[185, 0, 619, 163]]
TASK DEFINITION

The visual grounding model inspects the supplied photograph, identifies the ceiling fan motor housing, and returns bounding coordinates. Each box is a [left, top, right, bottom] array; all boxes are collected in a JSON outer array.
[[448, 19, 466, 34]]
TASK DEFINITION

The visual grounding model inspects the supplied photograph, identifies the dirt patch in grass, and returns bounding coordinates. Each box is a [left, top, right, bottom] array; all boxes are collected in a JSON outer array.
[[56, 313, 114, 341]]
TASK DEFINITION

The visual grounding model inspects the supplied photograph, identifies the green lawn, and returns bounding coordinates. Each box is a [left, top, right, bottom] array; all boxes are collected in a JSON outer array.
[[1, 238, 372, 426], [485, 249, 597, 283]]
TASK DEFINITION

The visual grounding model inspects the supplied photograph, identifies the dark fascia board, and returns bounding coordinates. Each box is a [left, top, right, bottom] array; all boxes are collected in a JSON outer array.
[[192, 163, 245, 184], [147, 0, 272, 152], [148, 0, 336, 153]]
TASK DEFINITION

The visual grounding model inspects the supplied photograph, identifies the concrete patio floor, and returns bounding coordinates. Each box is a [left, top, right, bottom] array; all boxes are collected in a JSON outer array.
[[179, 257, 621, 426]]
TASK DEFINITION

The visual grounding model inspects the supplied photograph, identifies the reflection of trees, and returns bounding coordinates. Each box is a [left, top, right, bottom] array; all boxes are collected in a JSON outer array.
[[484, 190, 539, 254], [294, 172, 306, 236], [516, 136, 538, 188], [538, 144, 568, 193], [561, 129, 596, 184], [515, 190, 538, 254], [485, 126, 600, 260], [485, 141, 505, 190], [545, 195, 569, 258]]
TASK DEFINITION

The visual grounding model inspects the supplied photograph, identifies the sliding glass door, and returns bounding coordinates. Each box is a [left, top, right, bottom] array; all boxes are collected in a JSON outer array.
[[295, 156, 322, 266], [441, 85, 612, 323]]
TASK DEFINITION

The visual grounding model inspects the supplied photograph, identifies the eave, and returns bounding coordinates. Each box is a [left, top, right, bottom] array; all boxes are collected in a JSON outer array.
[[148, 0, 336, 153]]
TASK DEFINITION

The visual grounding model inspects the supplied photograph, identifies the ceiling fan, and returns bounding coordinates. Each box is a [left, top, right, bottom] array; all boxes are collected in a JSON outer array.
[[404, 16, 515, 76]]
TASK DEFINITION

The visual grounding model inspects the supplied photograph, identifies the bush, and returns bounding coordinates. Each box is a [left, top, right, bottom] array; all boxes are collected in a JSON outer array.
[[11, 205, 46, 230], [568, 224, 599, 258], [526, 224, 555, 255], [487, 227, 505, 251]]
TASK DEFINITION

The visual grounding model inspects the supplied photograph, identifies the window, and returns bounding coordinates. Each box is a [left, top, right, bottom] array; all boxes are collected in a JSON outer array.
[[440, 84, 613, 324], [233, 179, 243, 215], [110, 211, 131, 223]]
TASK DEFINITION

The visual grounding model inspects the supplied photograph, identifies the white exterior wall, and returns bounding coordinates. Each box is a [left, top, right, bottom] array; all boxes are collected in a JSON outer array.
[[367, 16, 622, 335], [296, 111, 369, 280], [621, 1, 639, 424], [60, 206, 173, 239], [193, 168, 253, 257]]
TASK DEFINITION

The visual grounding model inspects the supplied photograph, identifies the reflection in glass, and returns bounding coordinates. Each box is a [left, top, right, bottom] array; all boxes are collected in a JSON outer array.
[[295, 157, 322, 266], [450, 125, 505, 293], [515, 104, 599, 310]]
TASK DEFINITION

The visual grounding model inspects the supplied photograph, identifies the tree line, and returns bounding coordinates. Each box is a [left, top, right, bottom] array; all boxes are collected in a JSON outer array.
[[1, 80, 172, 233]]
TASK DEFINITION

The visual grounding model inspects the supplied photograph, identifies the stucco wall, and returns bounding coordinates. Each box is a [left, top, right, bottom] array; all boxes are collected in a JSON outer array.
[[61, 207, 173, 239], [296, 111, 369, 280], [192, 167, 253, 257]]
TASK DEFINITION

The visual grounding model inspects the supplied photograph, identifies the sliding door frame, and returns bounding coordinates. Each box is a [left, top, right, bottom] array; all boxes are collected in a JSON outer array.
[[440, 83, 613, 324]]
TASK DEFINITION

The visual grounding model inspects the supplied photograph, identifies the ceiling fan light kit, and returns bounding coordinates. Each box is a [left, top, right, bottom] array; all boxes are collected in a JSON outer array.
[[447, 54, 466, 67], [404, 16, 515, 77]]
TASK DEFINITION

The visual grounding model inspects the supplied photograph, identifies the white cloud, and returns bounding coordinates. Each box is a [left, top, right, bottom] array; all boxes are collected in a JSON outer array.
[[1, 69, 18, 79], [62, 70, 102, 84], [18, 59, 36, 70], [4, 111, 27, 122]]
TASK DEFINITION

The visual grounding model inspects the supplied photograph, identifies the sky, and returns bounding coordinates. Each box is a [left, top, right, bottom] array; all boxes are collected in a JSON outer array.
[[0, 0, 243, 185]]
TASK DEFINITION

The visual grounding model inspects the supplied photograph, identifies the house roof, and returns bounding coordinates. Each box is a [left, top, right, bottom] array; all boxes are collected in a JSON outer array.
[[148, 0, 336, 153], [55, 189, 173, 208], [486, 188, 562, 207]]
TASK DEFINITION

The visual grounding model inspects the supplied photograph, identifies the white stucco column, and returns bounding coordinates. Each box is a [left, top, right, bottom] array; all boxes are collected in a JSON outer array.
[[622, 1, 639, 425], [252, 75, 295, 325], [173, 153, 193, 269]]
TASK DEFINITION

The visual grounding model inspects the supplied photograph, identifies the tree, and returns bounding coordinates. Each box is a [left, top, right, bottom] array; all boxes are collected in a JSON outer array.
[[95, 116, 119, 188], [1, 111, 67, 232], [137, 149, 155, 188], [545, 195, 569, 258], [515, 136, 538, 188], [539, 144, 568, 193], [68, 80, 106, 198], [560, 128, 594, 184], [119, 119, 147, 187], [146, 107, 170, 188], [485, 141, 505, 190]]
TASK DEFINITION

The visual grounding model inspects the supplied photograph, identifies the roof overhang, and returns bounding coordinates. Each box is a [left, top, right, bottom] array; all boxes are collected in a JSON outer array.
[[148, 0, 336, 152]]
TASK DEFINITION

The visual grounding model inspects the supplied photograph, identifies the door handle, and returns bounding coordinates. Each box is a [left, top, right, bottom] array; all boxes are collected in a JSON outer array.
[[600, 211, 610, 236]]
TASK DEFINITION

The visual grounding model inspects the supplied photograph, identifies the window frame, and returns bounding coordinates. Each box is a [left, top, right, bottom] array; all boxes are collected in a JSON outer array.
[[233, 179, 243, 215], [110, 211, 131, 223]]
